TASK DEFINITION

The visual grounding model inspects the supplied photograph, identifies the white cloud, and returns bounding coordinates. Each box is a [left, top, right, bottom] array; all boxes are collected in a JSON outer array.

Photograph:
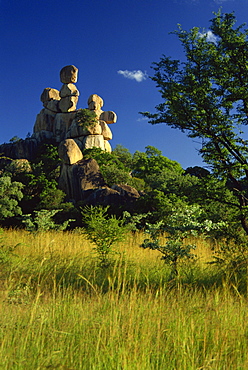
[[198, 30, 218, 44], [117, 69, 148, 82]]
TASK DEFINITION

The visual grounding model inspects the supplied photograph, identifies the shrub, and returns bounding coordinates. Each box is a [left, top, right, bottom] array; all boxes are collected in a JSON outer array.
[[81, 205, 128, 267], [75, 109, 98, 130]]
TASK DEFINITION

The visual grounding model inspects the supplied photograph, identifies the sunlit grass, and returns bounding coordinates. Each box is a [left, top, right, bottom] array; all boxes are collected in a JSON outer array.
[[0, 229, 247, 369]]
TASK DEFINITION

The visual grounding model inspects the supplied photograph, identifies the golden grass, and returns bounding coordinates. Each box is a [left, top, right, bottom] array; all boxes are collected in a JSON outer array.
[[3, 228, 215, 262], [1, 228, 246, 369]]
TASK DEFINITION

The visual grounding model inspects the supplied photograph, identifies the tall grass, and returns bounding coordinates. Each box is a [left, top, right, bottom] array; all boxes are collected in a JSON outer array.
[[0, 229, 247, 369]]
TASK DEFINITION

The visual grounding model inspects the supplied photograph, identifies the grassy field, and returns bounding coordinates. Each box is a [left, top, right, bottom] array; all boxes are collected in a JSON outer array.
[[0, 229, 248, 369]]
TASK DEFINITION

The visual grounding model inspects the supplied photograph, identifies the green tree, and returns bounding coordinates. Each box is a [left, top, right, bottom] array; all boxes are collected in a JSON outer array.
[[112, 144, 133, 168], [75, 109, 98, 130], [141, 204, 226, 278], [143, 11, 248, 235], [22, 209, 73, 232], [81, 205, 128, 266], [0, 176, 24, 220], [13, 143, 62, 213], [37, 188, 67, 210], [132, 146, 183, 183], [83, 147, 137, 188]]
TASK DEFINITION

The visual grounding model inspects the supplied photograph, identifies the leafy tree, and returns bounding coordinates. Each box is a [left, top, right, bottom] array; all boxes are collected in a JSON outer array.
[[12, 143, 62, 213], [37, 188, 67, 210], [112, 144, 133, 168], [132, 146, 183, 183], [32, 143, 61, 183], [81, 205, 128, 266], [83, 147, 137, 188], [141, 204, 226, 278], [0, 176, 24, 220], [143, 11, 248, 235], [22, 209, 73, 232]]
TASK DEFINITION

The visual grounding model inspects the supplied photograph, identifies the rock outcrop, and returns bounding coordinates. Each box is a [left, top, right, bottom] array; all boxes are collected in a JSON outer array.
[[1, 65, 117, 158], [58, 139, 83, 165], [83, 184, 140, 210], [58, 157, 106, 201], [33, 65, 117, 150], [0, 64, 141, 209], [58, 155, 140, 208], [0, 138, 39, 161]]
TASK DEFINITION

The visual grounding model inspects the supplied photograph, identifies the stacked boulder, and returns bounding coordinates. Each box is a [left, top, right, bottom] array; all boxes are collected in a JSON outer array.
[[65, 94, 116, 153], [57, 137, 140, 205], [33, 65, 117, 152], [59, 65, 79, 113], [0, 64, 140, 207], [33, 65, 79, 143]]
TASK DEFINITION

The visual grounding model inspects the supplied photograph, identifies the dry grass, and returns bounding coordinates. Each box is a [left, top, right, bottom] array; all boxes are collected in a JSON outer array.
[[0, 228, 247, 369], [4, 227, 215, 261]]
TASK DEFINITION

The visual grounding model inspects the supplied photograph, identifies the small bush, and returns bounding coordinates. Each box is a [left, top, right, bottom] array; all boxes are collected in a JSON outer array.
[[75, 108, 98, 130], [81, 205, 128, 267]]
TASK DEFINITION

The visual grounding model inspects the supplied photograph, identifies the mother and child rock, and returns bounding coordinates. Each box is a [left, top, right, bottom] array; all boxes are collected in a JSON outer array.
[[33, 65, 117, 153], [0, 64, 140, 206]]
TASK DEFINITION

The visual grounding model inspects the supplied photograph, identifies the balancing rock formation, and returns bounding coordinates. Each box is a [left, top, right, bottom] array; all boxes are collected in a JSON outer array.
[[33, 65, 117, 152], [0, 65, 140, 207]]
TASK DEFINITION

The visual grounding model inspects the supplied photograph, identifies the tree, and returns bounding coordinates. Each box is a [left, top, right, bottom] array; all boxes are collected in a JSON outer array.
[[112, 144, 133, 168], [83, 147, 140, 188], [22, 209, 73, 232], [141, 204, 225, 278], [143, 11, 248, 235], [81, 206, 128, 266], [12, 143, 63, 213], [0, 176, 24, 220], [132, 146, 183, 184]]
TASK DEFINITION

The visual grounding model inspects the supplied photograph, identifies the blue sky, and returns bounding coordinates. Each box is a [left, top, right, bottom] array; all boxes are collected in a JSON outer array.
[[1, 0, 248, 169]]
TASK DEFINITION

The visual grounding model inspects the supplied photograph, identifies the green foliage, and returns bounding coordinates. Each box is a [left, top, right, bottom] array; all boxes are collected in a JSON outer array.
[[122, 211, 151, 231], [11, 143, 63, 213], [32, 143, 61, 185], [83, 147, 136, 187], [132, 146, 183, 183], [17, 143, 81, 221], [37, 188, 66, 210], [22, 209, 73, 232], [152, 170, 240, 237], [0, 175, 24, 220], [83, 145, 184, 197], [141, 204, 226, 277], [101, 162, 132, 187], [0, 130, 240, 238], [75, 108, 98, 130], [143, 11, 248, 234], [112, 144, 133, 168], [81, 205, 128, 266]]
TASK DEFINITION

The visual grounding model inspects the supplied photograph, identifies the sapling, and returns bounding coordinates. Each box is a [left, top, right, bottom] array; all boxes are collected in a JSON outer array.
[[22, 209, 74, 233], [81, 205, 128, 267], [141, 204, 226, 278]]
